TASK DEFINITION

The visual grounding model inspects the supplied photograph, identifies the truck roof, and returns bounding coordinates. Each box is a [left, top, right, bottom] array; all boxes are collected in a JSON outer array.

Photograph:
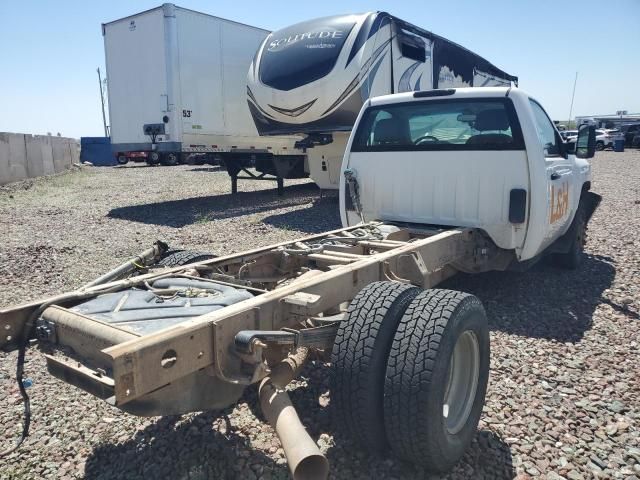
[[368, 87, 517, 107]]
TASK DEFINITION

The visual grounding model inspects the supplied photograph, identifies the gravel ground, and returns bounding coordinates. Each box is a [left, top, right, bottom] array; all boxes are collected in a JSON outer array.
[[1, 152, 638, 480]]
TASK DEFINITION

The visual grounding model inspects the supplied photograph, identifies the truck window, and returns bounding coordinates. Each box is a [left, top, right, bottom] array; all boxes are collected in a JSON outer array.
[[529, 99, 560, 156], [351, 99, 525, 152]]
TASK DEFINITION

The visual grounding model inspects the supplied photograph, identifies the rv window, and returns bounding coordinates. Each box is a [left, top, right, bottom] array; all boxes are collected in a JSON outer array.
[[351, 98, 525, 152], [399, 32, 426, 62]]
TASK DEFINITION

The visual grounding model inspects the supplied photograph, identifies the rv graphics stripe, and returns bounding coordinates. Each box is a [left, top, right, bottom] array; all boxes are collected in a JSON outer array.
[[321, 39, 392, 117], [414, 73, 423, 91], [361, 51, 388, 99], [398, 61, 421, 92], [247, 86, 275, 119], [346, 13, 390, 67], [268, 99, 317, 117]]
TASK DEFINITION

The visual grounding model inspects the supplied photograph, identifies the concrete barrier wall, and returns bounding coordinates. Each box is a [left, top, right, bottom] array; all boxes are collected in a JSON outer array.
[[0, 133, 80, 185]]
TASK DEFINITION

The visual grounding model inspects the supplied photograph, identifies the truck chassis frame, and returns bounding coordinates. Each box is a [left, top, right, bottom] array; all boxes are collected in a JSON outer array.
[[1, 222, 502, 478]]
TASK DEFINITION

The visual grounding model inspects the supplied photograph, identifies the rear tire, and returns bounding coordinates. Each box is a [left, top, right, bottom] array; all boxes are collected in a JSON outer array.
[[161, 152, 178, 166], [595, 141, 605, 151], [148, 151, 161, 166], [156, 250, 217, 267], [117, 155, 129, 165], [330, 281, 420, 452], [384, 289, 490, 472]]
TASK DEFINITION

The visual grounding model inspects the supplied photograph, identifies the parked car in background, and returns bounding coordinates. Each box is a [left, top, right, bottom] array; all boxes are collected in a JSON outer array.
[[561, 130, 579, 142], [619, 123, 640, 147], [595, 129, 615, 150]]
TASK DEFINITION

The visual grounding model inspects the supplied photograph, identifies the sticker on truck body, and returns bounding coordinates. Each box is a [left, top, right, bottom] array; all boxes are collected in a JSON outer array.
[[550, 181, 569, 224]]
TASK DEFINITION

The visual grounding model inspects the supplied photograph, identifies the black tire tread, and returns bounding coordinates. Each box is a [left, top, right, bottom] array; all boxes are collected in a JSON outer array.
[[156, 250, 216, 267], [384, 289, 488, 470], [554, 202, 587, 269], [330, 281, 420, 451]]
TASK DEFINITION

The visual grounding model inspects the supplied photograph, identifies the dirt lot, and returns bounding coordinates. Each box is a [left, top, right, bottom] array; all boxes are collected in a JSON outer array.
[[1, 152, 639, 480]]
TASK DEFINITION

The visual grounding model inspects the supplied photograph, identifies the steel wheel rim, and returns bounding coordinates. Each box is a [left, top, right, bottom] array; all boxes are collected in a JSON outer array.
[[443, 330, 480, 434]]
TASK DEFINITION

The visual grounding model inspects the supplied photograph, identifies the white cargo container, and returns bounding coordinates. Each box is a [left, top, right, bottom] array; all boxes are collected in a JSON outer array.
[[103, 3, 304, 190]]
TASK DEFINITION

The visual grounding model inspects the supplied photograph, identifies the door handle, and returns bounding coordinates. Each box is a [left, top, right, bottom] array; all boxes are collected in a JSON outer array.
[[550, 172, 561, 180]]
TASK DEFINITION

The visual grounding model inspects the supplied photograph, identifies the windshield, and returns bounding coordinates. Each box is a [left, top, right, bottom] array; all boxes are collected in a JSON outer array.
[[259, 15, 357, 91], [351, 98, 525, 151]]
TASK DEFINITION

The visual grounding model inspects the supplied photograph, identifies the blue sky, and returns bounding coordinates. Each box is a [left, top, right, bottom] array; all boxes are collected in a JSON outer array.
[[1, 0, 638, 138]]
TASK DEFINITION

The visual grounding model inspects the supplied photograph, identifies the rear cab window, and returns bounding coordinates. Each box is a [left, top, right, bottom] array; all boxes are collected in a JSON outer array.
[[351, 98, 525, 152]]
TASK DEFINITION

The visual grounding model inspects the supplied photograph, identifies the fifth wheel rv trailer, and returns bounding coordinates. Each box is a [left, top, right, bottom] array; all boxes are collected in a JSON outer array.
[[103, 3, 302, 190], [247, 12, 518, 189]]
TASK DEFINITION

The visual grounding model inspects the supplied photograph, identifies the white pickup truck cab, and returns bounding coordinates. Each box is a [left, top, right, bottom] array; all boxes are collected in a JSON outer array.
[[340, 87, 601, 268]]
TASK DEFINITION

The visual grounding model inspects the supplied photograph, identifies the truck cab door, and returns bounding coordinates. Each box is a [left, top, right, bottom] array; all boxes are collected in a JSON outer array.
[[528, 99, 577, 245]]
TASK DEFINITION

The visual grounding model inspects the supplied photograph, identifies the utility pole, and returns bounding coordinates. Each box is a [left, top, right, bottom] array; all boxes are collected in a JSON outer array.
[[97, 67, 109, 137], [568, 71, 578, 127]]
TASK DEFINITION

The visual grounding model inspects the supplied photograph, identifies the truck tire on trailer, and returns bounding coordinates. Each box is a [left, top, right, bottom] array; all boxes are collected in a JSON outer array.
[[148, 151, 161, 166], [384, 289, 490, 472], [117, 155, 129, 165], [330, 281, 420, 452], [156, 250, 217, 267], [161, 153, 178, 166], [553, 203, 587, 269]]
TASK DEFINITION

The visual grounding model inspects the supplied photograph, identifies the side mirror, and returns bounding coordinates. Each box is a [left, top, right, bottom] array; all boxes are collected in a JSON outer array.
[[576, 124, 596, 158]]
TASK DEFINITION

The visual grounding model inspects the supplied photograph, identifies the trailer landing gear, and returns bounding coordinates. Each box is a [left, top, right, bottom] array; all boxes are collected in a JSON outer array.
[[226, 161, 285, 196]]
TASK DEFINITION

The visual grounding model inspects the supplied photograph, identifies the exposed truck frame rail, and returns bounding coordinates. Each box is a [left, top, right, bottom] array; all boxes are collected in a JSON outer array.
[[1, 223, 499, 477]]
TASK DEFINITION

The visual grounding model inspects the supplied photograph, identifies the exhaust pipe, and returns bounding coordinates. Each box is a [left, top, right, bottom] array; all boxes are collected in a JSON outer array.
[[259, 348, 329, 480]]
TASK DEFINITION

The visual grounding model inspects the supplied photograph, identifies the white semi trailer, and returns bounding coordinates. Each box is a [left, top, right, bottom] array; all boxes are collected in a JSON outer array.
[[103, 3, 304, 193], [247, 12, 518, 190]]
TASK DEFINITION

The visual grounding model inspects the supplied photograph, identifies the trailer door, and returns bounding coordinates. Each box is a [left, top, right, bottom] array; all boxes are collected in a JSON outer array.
[[104, 8, 169, 146]]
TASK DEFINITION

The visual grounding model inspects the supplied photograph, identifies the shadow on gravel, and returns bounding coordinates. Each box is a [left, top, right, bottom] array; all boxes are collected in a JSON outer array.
[[443, 254, 616, 342], [84, 410, 289, 480], [262, 195, 341, 234], [112, 164, 152, 169], [107, 182, 320, 227]]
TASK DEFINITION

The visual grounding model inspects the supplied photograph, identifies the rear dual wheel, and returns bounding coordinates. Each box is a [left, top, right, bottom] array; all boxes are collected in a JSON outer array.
[[148, 151, 161, 165], [331, 282, 489, 473], [160, 152, 178, 166], [156, 249, 217, 267]]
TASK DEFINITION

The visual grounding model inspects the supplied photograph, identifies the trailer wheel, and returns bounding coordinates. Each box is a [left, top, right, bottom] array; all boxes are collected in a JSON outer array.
[[156, 250, 217, 267], [384, 289, 489, 472], [330, 281, 420, 452], [161, 153, 178, 166], [553, 203, 587, 269], [117, 155, 129, 165], [148, 151, 161, 165]]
